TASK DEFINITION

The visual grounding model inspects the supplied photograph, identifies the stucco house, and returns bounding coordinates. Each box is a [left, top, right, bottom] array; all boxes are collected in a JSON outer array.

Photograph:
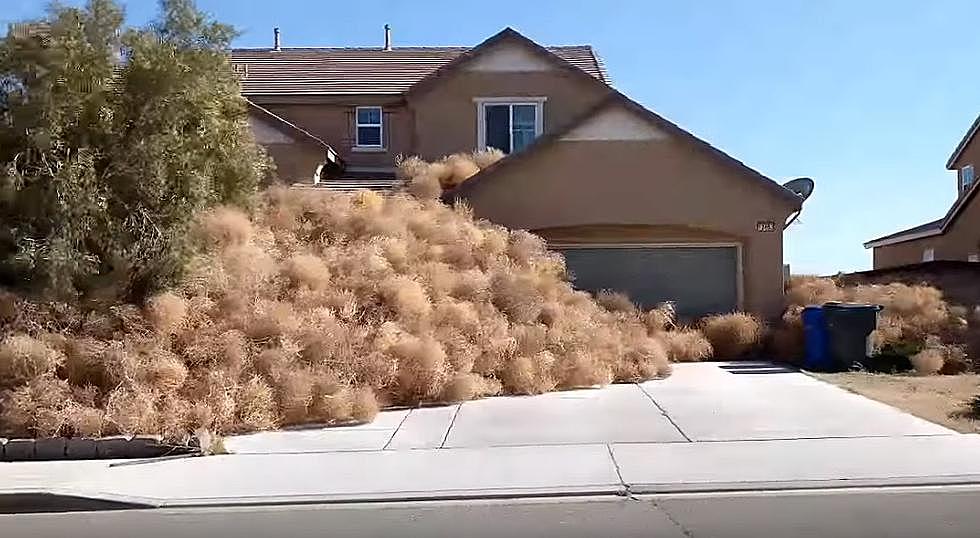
[[231, 27, 807, 319], [864, 117, 980, 268]]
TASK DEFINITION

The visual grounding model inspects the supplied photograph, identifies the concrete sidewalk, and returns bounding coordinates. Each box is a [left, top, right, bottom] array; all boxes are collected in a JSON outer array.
[[3, 362, 980, 508]]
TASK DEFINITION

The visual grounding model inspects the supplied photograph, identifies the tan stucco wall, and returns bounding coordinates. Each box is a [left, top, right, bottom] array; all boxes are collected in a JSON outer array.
[[249, 97, 412, 169], [873, 196, 980, 268], [408, 67, 609, 160], [457, 138, 797, 319], [263, 142, 324, 183]]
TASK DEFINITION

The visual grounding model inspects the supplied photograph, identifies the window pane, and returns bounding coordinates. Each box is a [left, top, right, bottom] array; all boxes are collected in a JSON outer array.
[[512, 104, 536, 129], [357, 126, 381, 146], [357, 107, 381, 125], [485, 104, 511, 153], [512, 126, 536, 152]]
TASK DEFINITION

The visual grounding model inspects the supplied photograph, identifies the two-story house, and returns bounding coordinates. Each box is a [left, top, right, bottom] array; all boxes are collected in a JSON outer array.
[[864, 117, 980, 268], [231, 27, 806, 320]]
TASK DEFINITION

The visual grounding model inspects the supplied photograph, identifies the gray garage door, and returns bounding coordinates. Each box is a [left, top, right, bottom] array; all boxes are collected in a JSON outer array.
[[558, 246, 739, 319]]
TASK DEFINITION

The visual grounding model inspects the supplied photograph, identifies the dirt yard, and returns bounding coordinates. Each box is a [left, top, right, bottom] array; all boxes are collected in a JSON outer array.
[[815, 372, 980, 433]]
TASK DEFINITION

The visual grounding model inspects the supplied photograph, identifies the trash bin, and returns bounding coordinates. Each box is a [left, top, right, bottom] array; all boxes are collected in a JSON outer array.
[[822, 302, 883, 370], [802, 305, 831, 371]]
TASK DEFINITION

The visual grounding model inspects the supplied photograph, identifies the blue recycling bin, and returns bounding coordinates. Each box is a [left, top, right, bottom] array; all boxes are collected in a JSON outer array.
[[802, 305, 831, 371]]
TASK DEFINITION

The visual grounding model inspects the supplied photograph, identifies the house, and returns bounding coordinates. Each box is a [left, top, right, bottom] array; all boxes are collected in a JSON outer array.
[[864, 117, 980, 268], [231, 27, 807, 319]]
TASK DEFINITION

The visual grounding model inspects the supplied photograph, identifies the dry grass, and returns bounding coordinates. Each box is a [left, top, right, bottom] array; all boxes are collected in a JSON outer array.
[[816, 372, 980, 433], [701, 313, 763, 359], [0, 182, 677, 440]]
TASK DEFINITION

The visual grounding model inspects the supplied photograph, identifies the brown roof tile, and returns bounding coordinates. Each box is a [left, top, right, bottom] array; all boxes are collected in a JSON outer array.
[[230, 44, 608, 96]]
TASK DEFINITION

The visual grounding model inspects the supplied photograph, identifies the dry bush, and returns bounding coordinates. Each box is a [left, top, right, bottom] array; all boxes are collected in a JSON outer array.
[[662, 328, 713, 362], [0, 182, 681, 440], [776, 277, 970, 371], [785, 276, 844, 306], [701, 313, 763, 359], [470, 148, 505, 169], [0, 335, 64, 388], [910, 347, 945, 375], [596, 291, 637, 314], [145, 292, 188, 333]]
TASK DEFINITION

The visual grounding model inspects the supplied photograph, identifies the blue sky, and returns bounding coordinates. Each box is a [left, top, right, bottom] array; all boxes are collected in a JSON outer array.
[[6, 0, 978, 274]]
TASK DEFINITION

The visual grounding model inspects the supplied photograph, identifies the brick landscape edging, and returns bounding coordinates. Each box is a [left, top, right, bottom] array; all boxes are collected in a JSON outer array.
[[0, 436, 200, 461]]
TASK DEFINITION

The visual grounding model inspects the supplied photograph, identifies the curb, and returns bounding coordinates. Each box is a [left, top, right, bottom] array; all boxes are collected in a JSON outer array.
[[0, 436, 200, 461]]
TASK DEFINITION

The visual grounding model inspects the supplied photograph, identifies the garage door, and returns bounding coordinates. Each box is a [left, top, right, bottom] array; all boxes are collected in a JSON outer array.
[[558, 245, 740, 319]]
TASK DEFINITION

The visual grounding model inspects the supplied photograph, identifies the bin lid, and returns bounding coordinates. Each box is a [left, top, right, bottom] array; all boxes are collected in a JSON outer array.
[[822, 301, 883, 311]]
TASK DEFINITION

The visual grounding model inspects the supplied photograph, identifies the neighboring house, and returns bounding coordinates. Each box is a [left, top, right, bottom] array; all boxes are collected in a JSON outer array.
[[864, 117, 980, 268], [231, 27, 806, 319]]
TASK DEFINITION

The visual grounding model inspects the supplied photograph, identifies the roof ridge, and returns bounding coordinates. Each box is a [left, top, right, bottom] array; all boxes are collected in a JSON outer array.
[[231, 45, 592, 52]]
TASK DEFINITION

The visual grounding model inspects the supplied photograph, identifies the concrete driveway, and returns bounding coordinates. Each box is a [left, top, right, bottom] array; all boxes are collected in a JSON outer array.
[[6, 362, 980, 510], [226, 361, 951, 454]]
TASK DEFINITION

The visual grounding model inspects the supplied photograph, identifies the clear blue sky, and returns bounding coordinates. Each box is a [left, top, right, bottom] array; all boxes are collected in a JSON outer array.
[[7, 0, 978, 275]]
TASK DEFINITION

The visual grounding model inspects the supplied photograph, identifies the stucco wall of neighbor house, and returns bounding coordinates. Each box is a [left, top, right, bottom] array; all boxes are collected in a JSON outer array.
[[455, 137, 797, 319], [951, 128, 980, 194], [248, 96, 412, 169], [872, 191, 980, 269], [408, 43, 609, 160]]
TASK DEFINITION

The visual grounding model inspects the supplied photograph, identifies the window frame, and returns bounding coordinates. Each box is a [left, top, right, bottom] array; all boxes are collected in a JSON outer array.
[[961, 164, 975, 192], [474, 97, 546, 153], [354, 106, 384, 150], [922, 248, 935, 262]]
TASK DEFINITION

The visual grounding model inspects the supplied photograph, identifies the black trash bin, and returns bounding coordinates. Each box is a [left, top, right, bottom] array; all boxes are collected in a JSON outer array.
[[822, 302, 883, 371]]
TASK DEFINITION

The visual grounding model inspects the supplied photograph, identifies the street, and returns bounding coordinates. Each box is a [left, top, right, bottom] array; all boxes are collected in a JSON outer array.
[[3, 485, 980, 538]]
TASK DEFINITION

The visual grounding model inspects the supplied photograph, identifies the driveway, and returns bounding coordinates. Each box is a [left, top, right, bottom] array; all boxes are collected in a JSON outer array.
[[226, 361, 951, 454], [5, 362, 980, 509]]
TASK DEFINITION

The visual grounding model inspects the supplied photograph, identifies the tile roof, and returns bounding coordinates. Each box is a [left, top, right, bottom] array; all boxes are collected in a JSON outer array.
[[230, 45, 608, 96]]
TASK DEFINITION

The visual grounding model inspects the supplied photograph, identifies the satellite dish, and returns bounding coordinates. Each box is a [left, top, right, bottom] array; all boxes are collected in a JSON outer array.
[[782, 177, 815, 202]]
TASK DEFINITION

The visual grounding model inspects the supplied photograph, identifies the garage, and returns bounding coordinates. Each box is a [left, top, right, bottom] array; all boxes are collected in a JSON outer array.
[[557, 244, 741, 319]]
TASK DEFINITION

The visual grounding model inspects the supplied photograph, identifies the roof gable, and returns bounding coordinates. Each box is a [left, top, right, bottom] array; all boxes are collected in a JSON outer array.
[[447, 91, 803, 208], [405, 28, 609, 98]]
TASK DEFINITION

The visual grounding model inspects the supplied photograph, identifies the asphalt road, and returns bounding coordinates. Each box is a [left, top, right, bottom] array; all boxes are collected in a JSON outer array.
[[3, 485, 980, 538]]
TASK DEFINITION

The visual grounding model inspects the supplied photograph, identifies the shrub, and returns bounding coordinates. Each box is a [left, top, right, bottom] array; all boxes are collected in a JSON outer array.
[[701, 313, 763, 359], [662, 329, 714, 362], [0, 0, 269, 300], [910, 347, 945, 376], [0, 184, 681, 440], [0, 335, 64, 387]]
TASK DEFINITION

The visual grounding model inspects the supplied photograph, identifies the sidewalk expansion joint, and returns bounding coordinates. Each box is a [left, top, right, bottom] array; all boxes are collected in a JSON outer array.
[[382, 408, 414, 450], [438, 404, 462, 448], [635, 383, 692, 442]]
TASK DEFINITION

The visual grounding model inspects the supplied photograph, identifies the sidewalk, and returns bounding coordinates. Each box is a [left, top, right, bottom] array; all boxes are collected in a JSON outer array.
[[4, 362, 980, 508]]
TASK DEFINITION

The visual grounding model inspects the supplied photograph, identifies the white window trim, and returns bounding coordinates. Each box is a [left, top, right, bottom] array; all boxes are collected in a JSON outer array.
[[354, 106, 384, 149], [969, 253, 979, 263], [961, 164, 975, 192], [474, 97, 546, 152], [922, 248, 935, 262]]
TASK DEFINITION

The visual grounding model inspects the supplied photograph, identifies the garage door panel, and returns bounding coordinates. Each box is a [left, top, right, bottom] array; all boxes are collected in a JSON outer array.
[[558, 246, 739, 319]]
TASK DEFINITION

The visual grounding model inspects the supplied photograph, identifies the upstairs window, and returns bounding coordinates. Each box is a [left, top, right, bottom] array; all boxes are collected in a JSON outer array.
[[962, 165, 975, 192], [476, 98, 544, 154], [922, 248, 935, 262], [355, 106, 383, 148]]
